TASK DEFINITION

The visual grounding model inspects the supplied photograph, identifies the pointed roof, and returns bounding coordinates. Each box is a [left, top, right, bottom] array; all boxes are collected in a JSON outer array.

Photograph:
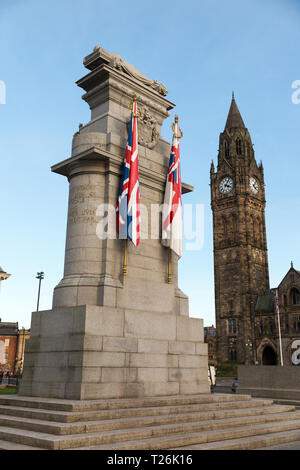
[[277, 265, 300, 287], [225, 93, 246, 130]]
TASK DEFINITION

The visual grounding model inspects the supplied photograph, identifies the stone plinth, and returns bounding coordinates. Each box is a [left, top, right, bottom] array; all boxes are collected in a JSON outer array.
[[238, 365, 300, 400], [19, 46, 209, 400], [20, 306, 208, 399]]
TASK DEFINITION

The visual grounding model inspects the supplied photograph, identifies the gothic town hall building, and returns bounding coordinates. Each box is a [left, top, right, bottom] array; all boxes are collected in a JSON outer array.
[[210, 94, 299, 366]]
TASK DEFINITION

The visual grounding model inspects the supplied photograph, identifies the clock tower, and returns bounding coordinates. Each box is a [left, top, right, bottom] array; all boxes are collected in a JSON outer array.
[[210, 94, 270, 364]]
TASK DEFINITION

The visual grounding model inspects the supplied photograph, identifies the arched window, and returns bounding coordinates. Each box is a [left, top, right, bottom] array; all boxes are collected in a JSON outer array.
[[224, 140, 230, 157], [231, 214, 237, 243], [228, 319, 237, 334], [259, 219, 264, 247], [269, 319, 274, 334], [236, 139, 242, 155], [249, 215, 255, 243], [222, 216, 227, 244], [260, 320, 264, 335], [291, 288, 300, 305], [285, 319, 289, 333], [246, 142, 251, 157], [230, 349, 237, 361]]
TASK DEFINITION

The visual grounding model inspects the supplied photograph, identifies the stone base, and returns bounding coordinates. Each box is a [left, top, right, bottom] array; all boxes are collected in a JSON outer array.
[[237, 365, 300, 401], [19, 305, 209, 400]]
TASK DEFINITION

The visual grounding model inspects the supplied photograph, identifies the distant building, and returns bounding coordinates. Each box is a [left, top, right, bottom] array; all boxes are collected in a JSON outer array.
[[211, 95, 269, 365], [0, 321, 18, 374], [255, 264, 300, 366], [204, 325, 217, 366], [0, 320, 30, 375], [15, 327, 30, 375]]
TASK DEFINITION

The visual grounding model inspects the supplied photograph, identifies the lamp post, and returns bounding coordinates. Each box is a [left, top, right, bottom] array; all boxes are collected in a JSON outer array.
[[250, 298, 258, 363], [246, 339, 252, 365], [20, 327, 25, 375], [36, 272, 45, 312]]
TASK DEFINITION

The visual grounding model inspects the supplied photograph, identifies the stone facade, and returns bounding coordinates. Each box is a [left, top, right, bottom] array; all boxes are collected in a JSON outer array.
[[238, 365, 300, 400], [254, 265, 300, 366], [211, 95, 270, 365], [0, 322, 30, 375], [0, 321, 18, 374], [19, 46, 209, 400]]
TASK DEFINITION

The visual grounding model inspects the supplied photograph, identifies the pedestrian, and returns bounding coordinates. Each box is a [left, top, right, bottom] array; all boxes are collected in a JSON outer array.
[[232, 378, 239, 393]]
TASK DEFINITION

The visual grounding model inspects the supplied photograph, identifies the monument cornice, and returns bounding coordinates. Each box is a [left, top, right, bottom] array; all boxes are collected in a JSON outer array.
[[77, 64, 175, 116], [82, 45, 168, 97], [51, 147, 193, 195]]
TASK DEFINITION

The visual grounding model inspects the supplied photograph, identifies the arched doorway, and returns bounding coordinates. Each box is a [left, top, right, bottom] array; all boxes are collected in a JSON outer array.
[[262, 345, 277, 365]]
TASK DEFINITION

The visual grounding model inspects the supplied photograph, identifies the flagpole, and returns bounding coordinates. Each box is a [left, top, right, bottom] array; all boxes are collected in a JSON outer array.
[[276, 289, 284, 366], [164, 115, 183, 284], [168, 248, 172, 284], [123, 239, 128, 276]]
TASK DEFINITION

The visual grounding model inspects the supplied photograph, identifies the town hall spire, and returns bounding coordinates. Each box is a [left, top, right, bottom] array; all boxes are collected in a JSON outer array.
[[224, 93, 246, 130]]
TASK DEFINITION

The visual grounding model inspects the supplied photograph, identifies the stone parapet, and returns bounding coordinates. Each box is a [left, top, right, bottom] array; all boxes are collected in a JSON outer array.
[[238, 365, 300, 400]]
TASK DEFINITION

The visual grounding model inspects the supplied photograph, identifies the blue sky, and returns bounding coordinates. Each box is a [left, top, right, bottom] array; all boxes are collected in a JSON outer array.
[[0, 0, 299, 328]]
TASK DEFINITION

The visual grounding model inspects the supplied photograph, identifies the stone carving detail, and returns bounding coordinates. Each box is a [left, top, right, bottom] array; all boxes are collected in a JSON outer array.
[[138, 107, 160, 149], [126, 106, 160, 149], [108, 53, 168, 96], [90, 46, 168, 96]]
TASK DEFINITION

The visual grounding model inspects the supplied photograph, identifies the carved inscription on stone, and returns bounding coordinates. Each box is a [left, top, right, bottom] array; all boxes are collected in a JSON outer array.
[[69, 184, 101, 224]]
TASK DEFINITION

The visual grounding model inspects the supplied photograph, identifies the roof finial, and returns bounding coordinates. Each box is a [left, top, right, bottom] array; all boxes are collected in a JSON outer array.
[[232, 91, 235, 99], [291, 261, 294, 268]]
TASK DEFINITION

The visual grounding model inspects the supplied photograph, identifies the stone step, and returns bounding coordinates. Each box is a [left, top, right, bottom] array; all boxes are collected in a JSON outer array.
[[75, 418, 300, 450], [173, 428, 300, 450], [0, 397, 274, 423], [0, 404, 295, 436], [0, 439, 42, 451], [0, 393, 251, 412], [1, 411, 300, 450], [274, 399, 300, 409]]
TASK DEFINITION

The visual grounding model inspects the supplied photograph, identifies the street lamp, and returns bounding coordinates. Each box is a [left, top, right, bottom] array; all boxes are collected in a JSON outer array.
[[36, 272, 45, 312], [246, 339, 252, 365]]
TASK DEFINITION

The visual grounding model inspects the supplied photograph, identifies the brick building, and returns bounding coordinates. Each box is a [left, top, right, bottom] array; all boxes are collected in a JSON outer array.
[[0, 321, 30, 375], [0, 321, 19, 374]]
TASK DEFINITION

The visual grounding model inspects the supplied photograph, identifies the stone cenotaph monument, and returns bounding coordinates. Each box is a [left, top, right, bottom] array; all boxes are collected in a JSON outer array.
[[19, 47, 209, 400]]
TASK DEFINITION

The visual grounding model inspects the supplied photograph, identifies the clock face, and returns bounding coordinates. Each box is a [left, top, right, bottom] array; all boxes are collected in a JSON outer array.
[[219, 177, 234, 194], [249, 177, 260, 194]]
